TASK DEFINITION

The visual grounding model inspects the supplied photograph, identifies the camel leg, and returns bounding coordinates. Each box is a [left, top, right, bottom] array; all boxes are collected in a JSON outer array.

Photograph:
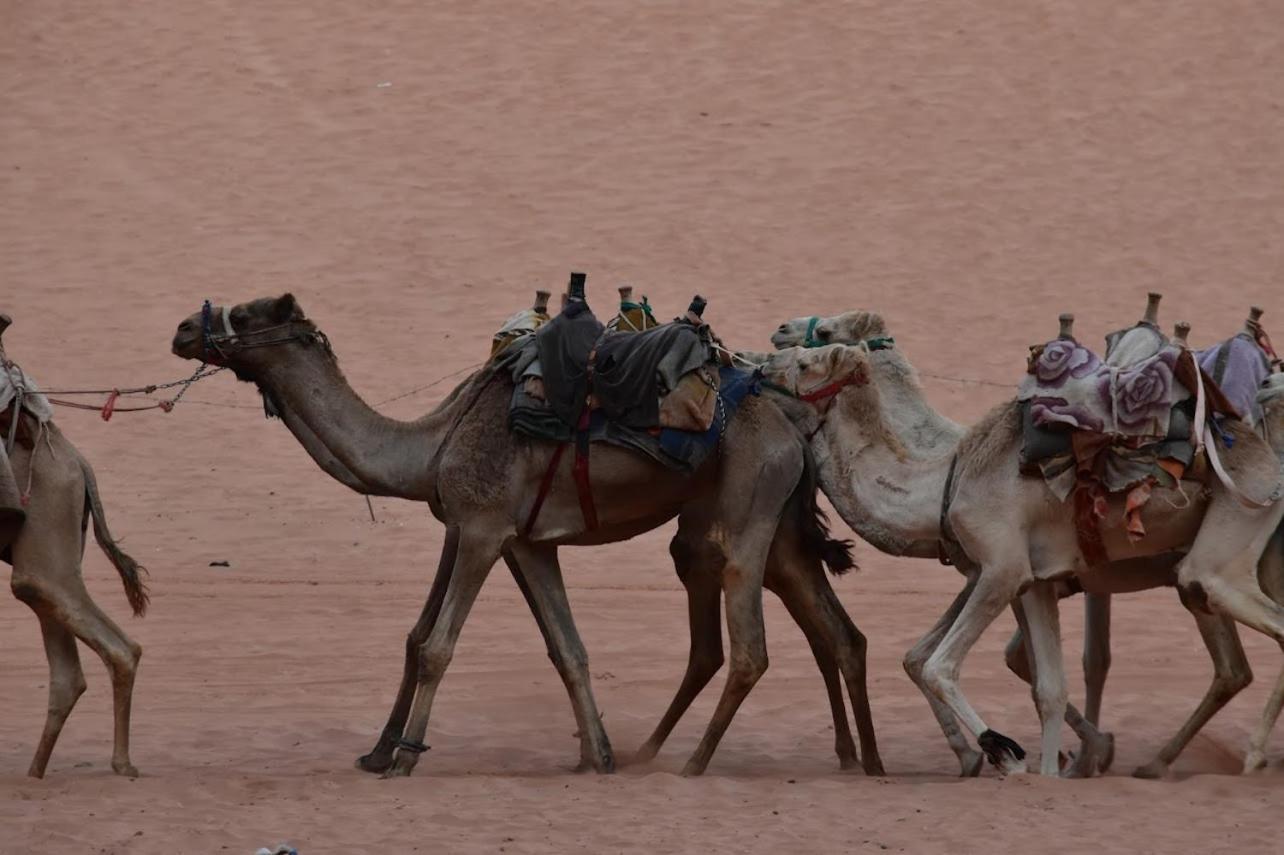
[[358, 524, 460, 773], [1244, 650, 1284, 773], [1013, 583, 1067, 776], [1082, 592, 1111, 727], [635, 534, 725, 764], [903, 576, 985, 776], [26, 613, 87, 778], [1244, 521, 1284, 772], [1004, 614, 1113, 778], [922, 564, 1028, 774], [505, 542, 614, 773], [1134, 609, 1251, 779], [385, 527, 503, 778], [679, 556, 769, 777], [770, 568, 861, 772]]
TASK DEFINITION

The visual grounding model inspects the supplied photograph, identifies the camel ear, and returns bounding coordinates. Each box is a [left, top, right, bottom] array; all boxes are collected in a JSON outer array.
[[273, 293, 301, 323]]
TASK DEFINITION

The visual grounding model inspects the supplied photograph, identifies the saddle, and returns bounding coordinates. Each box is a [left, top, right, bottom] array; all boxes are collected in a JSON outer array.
[[494, 278, 756, 536], [1017, 299, 1272, 563]]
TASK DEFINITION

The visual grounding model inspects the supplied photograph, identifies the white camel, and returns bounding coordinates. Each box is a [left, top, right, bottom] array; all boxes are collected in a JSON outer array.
[[758, 322, 1284, 776]]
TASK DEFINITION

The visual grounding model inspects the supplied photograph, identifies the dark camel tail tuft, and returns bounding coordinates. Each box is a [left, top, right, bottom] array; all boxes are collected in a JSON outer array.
[[795, 442, 857, 576], [79, 457, 150, 616]]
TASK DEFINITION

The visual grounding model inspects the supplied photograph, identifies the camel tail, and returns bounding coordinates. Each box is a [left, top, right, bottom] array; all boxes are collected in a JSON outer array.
[[795, 442, 857, 576], [79, 457, 150, 617]]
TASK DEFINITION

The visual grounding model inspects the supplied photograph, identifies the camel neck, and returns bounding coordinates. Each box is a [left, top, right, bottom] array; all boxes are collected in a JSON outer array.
[[813, 350, 960, 558], [256, 345, 455, 499]]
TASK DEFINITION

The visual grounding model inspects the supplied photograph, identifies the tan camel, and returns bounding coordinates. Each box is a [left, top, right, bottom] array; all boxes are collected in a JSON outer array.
[[769, 309, 1284, 777], [0, 317, 148, 778], [170, 293, 871, 777], [758, 329, 1284, 776]]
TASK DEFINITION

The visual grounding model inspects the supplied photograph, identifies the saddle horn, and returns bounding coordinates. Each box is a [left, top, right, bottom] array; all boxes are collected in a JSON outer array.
[[567, 272, 587, 303], [1173, 321, 1191, 347], [533, 290, 551, 314], [1247, 305, 1265, 333], [618, 285, 634, 303], [1142, 292, 1162, 326], [685, 295, 707, 325], [1058, 313, 1075, 341]]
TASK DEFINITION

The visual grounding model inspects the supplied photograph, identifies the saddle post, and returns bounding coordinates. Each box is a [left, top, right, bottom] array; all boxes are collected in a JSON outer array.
[[1143, 292, 1162, 326], [1173, 321, 1191, 348], [1058, 313, 1075, 341], [533, 290, 551, 316]]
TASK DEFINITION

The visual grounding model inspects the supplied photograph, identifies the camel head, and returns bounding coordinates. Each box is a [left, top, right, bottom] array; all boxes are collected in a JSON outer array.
[[171, 294, 327, 381], [763, 343, 909, 460], [762, 344, 871, 405], [770, 311, 888, 350]]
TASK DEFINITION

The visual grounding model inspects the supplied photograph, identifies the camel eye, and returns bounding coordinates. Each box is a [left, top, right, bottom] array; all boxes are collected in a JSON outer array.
[[816, 328, 831, 342]]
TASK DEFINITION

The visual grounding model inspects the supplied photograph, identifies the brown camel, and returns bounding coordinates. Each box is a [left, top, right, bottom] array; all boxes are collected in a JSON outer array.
[[170, 293, 877, 776], [0, 316, 149, 778], [490, 289, 882, 774]]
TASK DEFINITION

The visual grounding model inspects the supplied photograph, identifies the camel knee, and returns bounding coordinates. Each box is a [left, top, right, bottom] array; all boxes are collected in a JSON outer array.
[[921, 659, 958, 702], [1004, 633, 1031, 682], [1216, 665, 1254, 698], [1033, 678, 1068, 721], [727, 649, 768, 691], [547, 640, 590, 679], [903, 642, 934, 684], [48, 672, 87, 714], [417, 643, 454, 683]]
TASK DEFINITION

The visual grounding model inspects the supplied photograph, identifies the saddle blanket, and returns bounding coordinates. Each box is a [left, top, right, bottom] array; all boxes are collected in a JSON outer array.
[[508, 365, 759, 472]]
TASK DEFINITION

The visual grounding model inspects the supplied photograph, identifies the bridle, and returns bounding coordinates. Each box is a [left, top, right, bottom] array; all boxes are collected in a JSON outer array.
[[199, 299, 331, 365]]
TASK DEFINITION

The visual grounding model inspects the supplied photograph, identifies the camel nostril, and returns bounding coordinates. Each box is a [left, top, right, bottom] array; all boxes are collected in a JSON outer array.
[[179, 321, 195, 333], [777, 324, 789, 333]]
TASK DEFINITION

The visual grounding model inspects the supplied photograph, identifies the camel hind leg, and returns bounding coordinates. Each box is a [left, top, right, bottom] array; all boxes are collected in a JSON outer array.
[[26, 613, 87, 778], [634, 532, 725, 764], [1134, 608, 1251, 778], [1244, 518, 1284, 772]]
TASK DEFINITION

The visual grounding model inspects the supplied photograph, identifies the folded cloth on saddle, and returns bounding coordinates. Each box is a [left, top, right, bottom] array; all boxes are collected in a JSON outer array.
[[1020, 338, 1240, 437], [0, 362, 52, 425], [1198, 333, 1273, 427], [1019, 340, 1189, 437], [490, 308, 550, 359], [501, 303, 715, 431], [1021, 400, 1195, 501], [507, 366, 758, 472], [1104, 322, 1167, 367]]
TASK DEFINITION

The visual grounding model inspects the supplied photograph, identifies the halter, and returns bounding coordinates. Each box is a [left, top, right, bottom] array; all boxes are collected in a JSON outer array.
[[199, 299, 330, 365], [802, 316, 824, 348]]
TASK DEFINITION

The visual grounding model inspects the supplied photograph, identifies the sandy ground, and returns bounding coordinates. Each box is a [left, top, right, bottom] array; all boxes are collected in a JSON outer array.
[[4, 2, 1284, 852]]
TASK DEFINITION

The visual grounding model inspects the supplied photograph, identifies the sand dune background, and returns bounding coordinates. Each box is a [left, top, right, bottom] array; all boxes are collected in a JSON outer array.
[[3, 2, 1284, 852]]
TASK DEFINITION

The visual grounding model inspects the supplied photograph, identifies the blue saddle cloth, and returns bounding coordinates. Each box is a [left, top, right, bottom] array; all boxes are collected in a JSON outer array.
[[509, 366, 759, 472]]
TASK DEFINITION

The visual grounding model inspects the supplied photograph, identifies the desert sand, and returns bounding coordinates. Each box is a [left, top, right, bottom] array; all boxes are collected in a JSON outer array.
[[3, 2, 1284, 853]]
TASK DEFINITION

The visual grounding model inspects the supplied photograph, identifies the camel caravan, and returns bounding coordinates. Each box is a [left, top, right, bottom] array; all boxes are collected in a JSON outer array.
[[3, 276, 1283, 782]]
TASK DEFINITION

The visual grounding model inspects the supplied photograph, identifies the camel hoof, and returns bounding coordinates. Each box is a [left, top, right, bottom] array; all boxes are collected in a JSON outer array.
[[356, 750, 395, 774], [679, 760, 706, 778], [959, 750, 984, 778], [1132, 759, 1169, 780], [838, 755, 861, 773], [631, 741, 661, 765], [112, 761, 140, 778], [862, 755, 886, 777], [381, 753, 418, 779], [1242, 751, 1268, 774], [1065, 733, 1114, 779]]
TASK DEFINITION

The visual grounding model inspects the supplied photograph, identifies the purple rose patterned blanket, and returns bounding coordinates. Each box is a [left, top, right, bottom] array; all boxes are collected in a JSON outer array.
[[1018, 339, 1189, 439]]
